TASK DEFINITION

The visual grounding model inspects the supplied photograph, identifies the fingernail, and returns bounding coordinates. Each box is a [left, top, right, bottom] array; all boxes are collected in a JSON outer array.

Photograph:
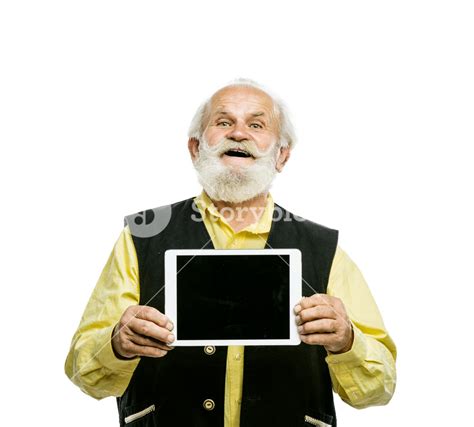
[[166, 322, 174, 331], [297, 325, 303, 333], [167, 334, 175, 343], [295, 315, 301, 325], [294, 305, 301, 314]]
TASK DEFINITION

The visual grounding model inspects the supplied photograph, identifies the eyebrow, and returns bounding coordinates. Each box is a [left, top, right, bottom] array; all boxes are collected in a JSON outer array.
[[213, 110, 267, 117]]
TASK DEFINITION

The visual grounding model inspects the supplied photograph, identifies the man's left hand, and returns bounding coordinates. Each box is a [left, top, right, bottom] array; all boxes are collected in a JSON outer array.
[[294, 294, 354, 354]]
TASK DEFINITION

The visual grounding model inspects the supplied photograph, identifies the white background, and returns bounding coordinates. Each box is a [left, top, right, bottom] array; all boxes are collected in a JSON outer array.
[[1, 1, 473, 425]]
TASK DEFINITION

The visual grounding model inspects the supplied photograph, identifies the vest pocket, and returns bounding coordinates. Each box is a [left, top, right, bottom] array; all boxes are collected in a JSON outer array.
[[124, 403, 156, 425], [304, 413, 333, 427]]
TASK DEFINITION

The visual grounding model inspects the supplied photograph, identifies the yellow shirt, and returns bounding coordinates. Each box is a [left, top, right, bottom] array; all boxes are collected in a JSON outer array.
[[65, 192, 397, 424]]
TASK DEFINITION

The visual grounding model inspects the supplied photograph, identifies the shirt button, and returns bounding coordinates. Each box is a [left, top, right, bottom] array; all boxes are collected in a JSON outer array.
[[234, 353, 241, 361], [204, 346, 216, 355], [203, 399, 215, 411]]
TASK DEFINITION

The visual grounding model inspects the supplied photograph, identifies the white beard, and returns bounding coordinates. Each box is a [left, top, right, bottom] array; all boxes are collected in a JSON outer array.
[[193, 137, 280, 203]]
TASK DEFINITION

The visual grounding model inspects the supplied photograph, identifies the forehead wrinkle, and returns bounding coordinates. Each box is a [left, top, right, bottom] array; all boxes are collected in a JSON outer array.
[[207, 87, 280, 129]]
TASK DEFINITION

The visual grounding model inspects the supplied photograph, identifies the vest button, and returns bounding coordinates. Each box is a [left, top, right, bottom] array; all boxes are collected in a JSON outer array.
[[204, 345, 216, 355], [203, 399, 215, 411]]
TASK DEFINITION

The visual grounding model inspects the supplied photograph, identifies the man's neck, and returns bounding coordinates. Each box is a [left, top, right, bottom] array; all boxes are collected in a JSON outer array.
[[210, 192, 269, 233]]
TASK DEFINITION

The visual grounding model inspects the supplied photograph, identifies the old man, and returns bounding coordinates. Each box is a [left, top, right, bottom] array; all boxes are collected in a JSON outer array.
[[66, 79, 396, 427]]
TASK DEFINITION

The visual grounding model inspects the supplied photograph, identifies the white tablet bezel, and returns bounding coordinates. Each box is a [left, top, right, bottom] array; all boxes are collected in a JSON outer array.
[[165, 248, 302, 346]]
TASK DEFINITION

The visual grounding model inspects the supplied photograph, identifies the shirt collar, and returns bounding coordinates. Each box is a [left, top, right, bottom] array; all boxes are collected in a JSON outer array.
[[194, 190, 274, 234]]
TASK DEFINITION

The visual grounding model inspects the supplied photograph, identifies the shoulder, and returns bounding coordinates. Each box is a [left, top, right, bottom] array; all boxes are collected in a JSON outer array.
[[124, 197, 196, 239]]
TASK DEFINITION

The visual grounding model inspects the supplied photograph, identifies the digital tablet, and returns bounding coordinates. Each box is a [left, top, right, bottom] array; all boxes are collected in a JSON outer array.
[[165, 249, 302, 346]]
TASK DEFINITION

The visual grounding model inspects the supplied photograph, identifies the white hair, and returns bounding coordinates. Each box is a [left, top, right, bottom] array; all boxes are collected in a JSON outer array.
[[188, 78, 297, 149]]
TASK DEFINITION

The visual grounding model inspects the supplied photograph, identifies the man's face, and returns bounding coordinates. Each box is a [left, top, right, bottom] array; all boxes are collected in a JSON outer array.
[[189, 85, 290, 203], [202, 86, 280, 168]]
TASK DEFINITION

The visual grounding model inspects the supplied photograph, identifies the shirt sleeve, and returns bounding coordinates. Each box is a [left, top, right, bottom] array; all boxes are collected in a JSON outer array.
[[325, 246, 397, 408], [64, 226, 141, 399]]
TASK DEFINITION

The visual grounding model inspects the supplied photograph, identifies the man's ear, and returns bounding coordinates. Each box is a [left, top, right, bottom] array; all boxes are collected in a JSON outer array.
[[276, 146, 291, 172], [188, 138, 200, 162]]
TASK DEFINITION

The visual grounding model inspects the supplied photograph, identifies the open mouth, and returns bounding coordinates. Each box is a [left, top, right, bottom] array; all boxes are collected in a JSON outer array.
[[224, 149, 253, 158]]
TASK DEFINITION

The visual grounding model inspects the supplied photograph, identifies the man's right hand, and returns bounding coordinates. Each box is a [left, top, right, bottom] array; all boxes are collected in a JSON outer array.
[[112, 305, 175, 359]]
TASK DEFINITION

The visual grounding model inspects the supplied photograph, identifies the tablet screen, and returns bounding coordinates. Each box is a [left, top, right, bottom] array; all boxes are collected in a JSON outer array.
[[165, 249, 301, 346]]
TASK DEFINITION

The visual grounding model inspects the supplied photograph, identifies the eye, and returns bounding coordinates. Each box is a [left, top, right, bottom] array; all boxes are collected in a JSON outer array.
[[217, 120, 231, 127], [249, 123, 263, 129]]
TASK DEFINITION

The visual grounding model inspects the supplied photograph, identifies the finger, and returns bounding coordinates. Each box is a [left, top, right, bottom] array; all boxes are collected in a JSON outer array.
[[297, 318, 338, 335], [124, 341, 170, 358], [299, 332, 338, 346], [134, 305, 174, 330], [293, 304, 302, 315], [129, 333, 175, 351], [129, 318, 175, 344], [296, 305, 337, 325], [299, 294, 334, 310]]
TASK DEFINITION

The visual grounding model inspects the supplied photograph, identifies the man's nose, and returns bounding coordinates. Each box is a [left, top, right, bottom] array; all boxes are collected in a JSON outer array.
[[227, 122, 250, 142]]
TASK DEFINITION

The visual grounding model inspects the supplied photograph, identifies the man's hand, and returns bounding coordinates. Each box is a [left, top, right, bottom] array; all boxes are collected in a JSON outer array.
[[294, 294, 354, 354], [112, 305, 175, 359]]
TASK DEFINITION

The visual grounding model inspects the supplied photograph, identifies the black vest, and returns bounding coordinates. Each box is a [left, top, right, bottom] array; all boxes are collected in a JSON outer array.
[[117, 197, 339, 427]]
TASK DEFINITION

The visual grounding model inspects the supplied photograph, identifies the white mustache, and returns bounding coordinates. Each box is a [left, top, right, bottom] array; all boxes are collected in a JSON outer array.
[[200, 138, 275, 159]]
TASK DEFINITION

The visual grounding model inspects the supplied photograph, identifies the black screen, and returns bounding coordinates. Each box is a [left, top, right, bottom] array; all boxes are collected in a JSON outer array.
[[176, 254, 290, 340]]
